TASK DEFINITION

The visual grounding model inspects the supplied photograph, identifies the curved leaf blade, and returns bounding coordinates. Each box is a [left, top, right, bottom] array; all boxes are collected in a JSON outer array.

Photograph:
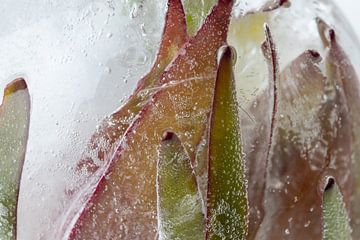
[[0, 78, 30, 240]]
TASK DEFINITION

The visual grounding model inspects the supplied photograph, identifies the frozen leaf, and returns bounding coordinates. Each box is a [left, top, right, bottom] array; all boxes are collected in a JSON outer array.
[[0, 78, 30, 240], [68, 1, 234, 239], [317, 18, 360, 238], [258, 42, 353, 239], [157, 132, 204, 240], [77, 0, 188, 173], [61, 1, 187, 236], [227, 11, 290, 239], [62, 0, 186, 232], [323, 178, 352, 240], [206, 46, 248, 239], [257, 49, 323, 239], [240, 23, 279, 239]]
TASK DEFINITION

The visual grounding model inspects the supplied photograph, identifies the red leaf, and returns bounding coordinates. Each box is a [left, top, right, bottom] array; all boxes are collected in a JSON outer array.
[[68, 1, 234, 239], [76, 0, 188, 174], [58, 0, 188, 237]]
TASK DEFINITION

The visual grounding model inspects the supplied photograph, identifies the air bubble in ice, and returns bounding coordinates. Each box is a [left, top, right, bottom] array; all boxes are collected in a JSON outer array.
[[130, 4, 139, 18], [104, 67, 112, 74], [106, 32, 113, 38], [140, 23, 146, 36]]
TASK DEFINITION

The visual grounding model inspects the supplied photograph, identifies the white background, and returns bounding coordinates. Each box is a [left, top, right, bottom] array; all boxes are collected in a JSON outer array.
[[336, 0, 360, 40]]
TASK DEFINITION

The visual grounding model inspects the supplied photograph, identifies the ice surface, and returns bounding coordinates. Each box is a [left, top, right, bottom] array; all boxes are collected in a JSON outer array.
[[0, 0, 166, 239], [0, 0, 359, 239]]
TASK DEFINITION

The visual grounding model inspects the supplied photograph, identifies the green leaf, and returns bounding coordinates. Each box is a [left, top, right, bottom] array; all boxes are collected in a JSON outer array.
[[206, 46, 248, 239], [227, 13, 270, 238], [157, 132, 205, 240], [0, 78, 30, 240], [183, 0, 217, 36], [323, 178, 352, 240]]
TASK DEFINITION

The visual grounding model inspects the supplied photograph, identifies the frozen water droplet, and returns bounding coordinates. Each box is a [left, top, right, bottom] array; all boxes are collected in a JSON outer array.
[[104, 67, 112, 74], [130, 3, 140, 19], [140, 23, 146, 36], [106, 32, 113, 38]]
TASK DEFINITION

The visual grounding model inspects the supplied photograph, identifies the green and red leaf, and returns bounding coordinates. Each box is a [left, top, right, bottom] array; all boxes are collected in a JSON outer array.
[[68, 1, 234, 239], [61, 1, 188, 237]]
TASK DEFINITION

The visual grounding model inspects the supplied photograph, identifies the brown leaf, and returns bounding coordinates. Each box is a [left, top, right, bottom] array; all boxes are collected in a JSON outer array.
[[257, 49, 329, 239], [245, 25, 279, 239], [317, 17, 360, 238]]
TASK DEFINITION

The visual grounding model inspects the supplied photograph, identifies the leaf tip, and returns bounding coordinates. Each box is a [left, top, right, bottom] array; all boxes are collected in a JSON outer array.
[[324, 177, 335, 192], [261, 24, 276, 60], [316, 17, 337, 48], [162, 131, 175, 142], [4, 78, 28, 96], [307, 49, 322, 63]]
